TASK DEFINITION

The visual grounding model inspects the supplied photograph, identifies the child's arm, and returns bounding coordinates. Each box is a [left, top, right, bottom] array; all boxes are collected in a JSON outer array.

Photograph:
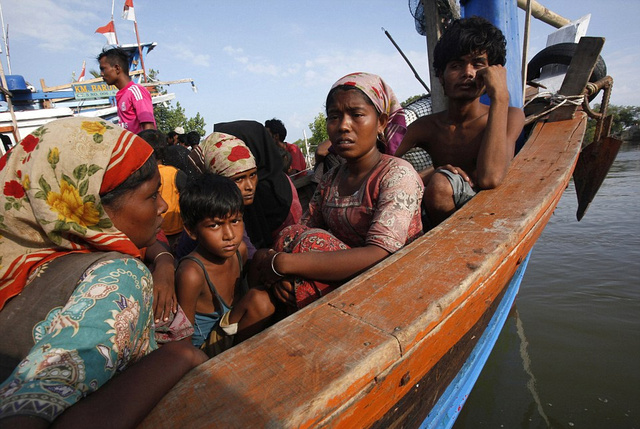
[[475, 65, 525, 189], [175, 261, 205, 332]]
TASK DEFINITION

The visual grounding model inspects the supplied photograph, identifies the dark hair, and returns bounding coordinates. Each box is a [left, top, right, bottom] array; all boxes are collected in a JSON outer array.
[[100, 154, 158, 208], [167, 131, 178, 139], [138, 129, 168, 163], [179, 173, 244, 230], [278, 146, 292, 173], [264, 118, 287, 142], [97, 47, 130, 74], [178, 134, 189, 145], [187, 131, 201, 147], [433, 16, 506, 77]]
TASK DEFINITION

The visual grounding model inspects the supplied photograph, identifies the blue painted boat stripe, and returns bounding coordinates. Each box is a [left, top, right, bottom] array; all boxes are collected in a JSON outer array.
[[420, 251, 532, 429]]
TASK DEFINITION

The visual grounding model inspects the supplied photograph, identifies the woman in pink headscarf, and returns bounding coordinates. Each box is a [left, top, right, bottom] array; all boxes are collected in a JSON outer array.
[[253, 72, 423, 310]]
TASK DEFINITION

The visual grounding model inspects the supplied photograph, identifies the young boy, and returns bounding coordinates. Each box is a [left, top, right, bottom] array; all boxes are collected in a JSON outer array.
[[395, 17, 525, 226], [176, 173, 274, 357]]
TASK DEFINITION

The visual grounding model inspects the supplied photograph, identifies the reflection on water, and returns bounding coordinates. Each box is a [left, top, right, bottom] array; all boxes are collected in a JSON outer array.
[[454, 142, 640, 428]]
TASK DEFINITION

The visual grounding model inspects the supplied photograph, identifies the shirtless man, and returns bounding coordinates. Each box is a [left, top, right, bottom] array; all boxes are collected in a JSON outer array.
[[395, 17, 525, 227]]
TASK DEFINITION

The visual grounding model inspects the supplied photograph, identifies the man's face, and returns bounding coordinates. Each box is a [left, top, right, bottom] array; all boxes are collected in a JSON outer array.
[[440, 51, 489, 100], [99, 57, 119, 86]]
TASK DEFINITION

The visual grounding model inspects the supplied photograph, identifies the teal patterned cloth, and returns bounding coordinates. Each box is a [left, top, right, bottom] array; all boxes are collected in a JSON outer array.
[[0, 257, 157, 422]]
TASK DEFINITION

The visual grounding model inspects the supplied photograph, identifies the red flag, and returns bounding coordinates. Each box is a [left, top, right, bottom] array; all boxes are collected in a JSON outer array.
[[95, 21, 117, 45], [122, 0, 136, 21], [78, 60, 86, 82]]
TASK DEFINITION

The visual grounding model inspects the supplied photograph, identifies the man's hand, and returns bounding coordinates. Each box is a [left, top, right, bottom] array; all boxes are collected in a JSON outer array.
[[476, 65, 509, 103], [437, 164, 474, 188]]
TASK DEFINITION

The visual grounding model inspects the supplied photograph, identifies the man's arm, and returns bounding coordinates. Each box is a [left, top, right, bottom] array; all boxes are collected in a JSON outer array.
[[475, 65, 525, 189]]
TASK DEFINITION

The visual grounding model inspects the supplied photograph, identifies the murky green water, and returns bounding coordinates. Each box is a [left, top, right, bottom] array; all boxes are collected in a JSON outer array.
[[454, 142, 640, 429]]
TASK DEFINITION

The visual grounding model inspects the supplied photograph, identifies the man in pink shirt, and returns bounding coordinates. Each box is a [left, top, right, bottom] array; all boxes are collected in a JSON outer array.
[[98, 47, 156, 134]]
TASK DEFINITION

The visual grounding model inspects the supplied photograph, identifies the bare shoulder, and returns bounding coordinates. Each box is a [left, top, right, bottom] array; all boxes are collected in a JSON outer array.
[[238, 241, 249, 267], [404, 113, 440, 145], [175, 258, 205, 291], [407, 112, 439, 133]]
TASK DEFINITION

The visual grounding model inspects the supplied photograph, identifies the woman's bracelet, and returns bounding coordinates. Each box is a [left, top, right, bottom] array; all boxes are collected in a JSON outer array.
[[153, 251, 175, 265], [270, 252, 285, 277]]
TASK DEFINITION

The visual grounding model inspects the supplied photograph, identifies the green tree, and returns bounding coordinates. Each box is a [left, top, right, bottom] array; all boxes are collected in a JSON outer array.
[[308, 112, 328, 147], [585, 104, 640, 142], [148, 69, 206, 136], [401, 94, 427, 107]]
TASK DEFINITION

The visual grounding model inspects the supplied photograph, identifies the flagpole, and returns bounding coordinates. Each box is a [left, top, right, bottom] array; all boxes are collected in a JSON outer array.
[[0, 3, 11, 74], [110, 0, 119, 45], [133, 20, 147, 82]]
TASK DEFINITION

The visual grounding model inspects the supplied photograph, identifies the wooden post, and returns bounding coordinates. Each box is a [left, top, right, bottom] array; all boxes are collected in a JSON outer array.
[[422, 0, 446, 113], [548, 37, 604, 122], [516, 0, 570, 29]]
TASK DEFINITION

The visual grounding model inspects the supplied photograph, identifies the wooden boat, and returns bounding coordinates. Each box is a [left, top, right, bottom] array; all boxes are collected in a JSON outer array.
[[139, 3, 619, 428], [0, 41, 192, 152], [139, 111, 587, 429]]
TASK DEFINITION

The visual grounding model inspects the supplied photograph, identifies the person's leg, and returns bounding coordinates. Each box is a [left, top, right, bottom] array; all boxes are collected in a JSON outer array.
[[228, 288, 277, 343], [423, 171, 456, 226]]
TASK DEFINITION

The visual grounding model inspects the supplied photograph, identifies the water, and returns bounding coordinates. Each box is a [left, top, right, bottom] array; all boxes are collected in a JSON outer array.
[[454, 142, 640, 429]]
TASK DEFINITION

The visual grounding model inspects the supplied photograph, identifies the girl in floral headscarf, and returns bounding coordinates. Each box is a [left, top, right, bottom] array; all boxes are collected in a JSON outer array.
[[0, 117, 205, 427], [251, 72, 423, 311]]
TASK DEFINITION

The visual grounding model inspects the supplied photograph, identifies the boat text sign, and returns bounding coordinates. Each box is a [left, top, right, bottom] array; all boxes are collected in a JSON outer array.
[[72, 83, 118, 100]]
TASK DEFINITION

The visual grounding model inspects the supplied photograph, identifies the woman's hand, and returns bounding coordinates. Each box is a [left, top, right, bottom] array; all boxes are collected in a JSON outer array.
[[152, 254, 178, 323], [273, 279, 296, 307], [250, 248, 286, 287]]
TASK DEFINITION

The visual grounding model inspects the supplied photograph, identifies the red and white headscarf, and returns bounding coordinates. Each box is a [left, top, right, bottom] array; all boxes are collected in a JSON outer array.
[[0, 117, 153, 309], [201, 132, 257, 177], [331, 72, 407, 155]]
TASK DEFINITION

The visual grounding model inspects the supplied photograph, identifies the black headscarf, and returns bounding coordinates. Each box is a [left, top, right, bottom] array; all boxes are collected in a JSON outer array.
[[214, 120, 293, 248]]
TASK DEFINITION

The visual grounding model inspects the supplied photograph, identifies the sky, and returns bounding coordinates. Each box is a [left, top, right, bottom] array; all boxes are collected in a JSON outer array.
[[1, 0, 638, 142]]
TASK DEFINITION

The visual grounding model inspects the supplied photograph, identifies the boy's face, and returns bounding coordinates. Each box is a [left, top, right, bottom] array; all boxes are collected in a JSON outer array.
[[229, 168, 258, 205], [440, 51, 489, 100], [188, 212, 244, 260]]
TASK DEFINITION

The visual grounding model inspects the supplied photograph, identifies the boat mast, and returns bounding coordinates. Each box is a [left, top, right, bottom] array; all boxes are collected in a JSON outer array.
[[0, 2, 10, 74], [0, 2, 20, 143]]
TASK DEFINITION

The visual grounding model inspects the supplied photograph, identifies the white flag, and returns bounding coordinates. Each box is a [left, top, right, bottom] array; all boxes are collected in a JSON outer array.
[[122, 0, 136, 21]]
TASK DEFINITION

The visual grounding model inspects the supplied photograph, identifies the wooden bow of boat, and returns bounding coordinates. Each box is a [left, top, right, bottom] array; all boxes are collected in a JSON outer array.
[[139, 114, 586, 428]]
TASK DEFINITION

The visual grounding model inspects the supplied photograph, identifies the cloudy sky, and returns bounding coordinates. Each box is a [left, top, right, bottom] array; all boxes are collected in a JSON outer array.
[[2, 0, 638, 140]]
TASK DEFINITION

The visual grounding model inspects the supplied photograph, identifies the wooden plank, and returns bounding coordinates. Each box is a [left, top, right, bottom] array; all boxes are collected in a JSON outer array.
[[548, 37, 604, 122], [140, 305, 400, 428], [422, 0, 446, 112]]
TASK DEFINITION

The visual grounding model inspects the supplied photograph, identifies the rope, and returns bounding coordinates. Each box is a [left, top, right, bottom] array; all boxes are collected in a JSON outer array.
[[524, 92, 586, 125]]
